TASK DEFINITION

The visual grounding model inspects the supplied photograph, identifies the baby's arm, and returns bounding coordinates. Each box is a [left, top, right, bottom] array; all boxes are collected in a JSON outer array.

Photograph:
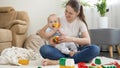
[[38, 24, 58, 40], [58, 28, 65, 36], [46, 28, 59, 39]]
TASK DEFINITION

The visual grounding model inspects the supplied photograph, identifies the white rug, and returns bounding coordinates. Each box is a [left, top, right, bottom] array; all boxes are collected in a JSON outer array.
[[0, 56, 120, 68]]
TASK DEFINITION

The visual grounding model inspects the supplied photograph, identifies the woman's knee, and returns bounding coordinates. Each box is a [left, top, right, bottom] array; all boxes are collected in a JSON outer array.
[[40, 45, 50, 54], [40, 45, 57, 55], [89, 45, 100, 55]]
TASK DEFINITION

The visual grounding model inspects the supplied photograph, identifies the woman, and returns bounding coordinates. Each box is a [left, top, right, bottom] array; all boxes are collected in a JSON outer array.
[[39, 0, 100, 66]]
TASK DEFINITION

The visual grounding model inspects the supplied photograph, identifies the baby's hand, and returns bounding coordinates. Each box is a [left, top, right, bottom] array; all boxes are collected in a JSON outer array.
[[69, 51, 75, 57], [53, 28, 59, 32], [49, 37, 56, 47]]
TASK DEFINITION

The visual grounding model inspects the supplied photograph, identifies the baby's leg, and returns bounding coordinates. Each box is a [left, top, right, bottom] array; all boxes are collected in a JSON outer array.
[[55, 43, 70, 55], [67, 42, 78, 52]]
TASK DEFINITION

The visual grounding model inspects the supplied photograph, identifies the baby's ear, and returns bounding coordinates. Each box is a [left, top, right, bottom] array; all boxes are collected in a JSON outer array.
[[58, 17, 60, 23]]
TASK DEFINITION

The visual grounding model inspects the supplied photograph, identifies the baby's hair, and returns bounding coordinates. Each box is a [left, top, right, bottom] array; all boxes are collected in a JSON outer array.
[[47, 14, 60, 22]]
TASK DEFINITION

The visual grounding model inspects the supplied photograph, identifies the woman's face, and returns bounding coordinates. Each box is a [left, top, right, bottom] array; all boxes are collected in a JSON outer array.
[[65, 5, 79, 22]]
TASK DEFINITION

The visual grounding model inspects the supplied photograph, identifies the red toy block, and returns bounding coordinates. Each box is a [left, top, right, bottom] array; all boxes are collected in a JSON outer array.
[[91, 63, 96, 66], [78, 62, 88, 68]]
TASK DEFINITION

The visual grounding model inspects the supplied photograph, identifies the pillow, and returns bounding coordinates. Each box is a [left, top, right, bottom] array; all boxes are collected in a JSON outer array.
[[24, 34, 45, 53]]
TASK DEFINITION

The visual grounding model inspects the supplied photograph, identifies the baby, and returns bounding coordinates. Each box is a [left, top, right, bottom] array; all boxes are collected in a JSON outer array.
[[46, 14, 77, 57]]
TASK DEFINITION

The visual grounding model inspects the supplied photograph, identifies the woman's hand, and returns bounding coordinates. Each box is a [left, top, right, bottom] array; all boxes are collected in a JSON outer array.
[[59, 36, 73, 43]]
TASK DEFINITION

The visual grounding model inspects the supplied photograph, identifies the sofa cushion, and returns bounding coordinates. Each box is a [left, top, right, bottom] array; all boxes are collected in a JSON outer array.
[[0, 29, 12, 42]]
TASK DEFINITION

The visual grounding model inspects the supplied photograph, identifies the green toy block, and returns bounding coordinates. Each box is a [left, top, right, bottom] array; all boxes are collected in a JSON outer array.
[[59, 58, 66, 66], [89, 66, 96, 68], [38, 66, 42, 68], [102, 65, 116, 68], [95, 58, 101, 65]]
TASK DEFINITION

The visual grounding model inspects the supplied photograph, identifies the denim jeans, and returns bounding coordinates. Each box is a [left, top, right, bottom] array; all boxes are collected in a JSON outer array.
[[40, 44, 100, 64]]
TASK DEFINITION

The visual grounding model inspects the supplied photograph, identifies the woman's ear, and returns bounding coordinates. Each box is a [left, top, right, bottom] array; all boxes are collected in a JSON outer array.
[[77, 11, 80, 16]]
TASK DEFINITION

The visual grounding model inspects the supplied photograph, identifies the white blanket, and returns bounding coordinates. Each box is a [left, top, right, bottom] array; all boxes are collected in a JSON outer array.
[[0, 47, 40, 65]]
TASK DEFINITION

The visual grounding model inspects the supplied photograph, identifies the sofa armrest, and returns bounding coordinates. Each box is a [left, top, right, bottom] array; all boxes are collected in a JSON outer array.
[[12, 20, 27, 25], [10, 20, 29, 34]]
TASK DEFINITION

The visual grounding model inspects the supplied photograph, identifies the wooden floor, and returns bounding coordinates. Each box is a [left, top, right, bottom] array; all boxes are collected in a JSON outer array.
[[99, 51, 120, 60]]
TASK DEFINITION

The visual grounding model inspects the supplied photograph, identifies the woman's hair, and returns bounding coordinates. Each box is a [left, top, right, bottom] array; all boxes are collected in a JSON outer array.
[[66, 0, 88, 27]]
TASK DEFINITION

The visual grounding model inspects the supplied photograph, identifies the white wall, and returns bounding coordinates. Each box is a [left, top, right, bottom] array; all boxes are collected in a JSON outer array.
[[0, 0, 120, 36], [0, 0, 64, 36], [84, 0, 120, 29]]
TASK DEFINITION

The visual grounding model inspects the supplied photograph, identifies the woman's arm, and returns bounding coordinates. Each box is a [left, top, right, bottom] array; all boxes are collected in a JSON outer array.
[[59, 30, 91, 45], [38, 24, 58, 39], [72, 31, 91, 45]]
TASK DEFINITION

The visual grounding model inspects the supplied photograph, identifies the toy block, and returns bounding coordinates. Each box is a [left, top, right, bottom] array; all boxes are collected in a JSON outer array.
[[59, 66, 66, 68], [89, 66, 96, 68], [38, 66, 42, 68], [112, 61, 120, 68], [95, 58, 101, 65], [78, 62, 88, 68], [59, 58, 66, 66], [59, 58, 75, 68], [65, 66, 74, 68], [91, 63, 96, 66], [60, 66, 74, 68], [102, 65, 116, 68], [66, 59, 75, 66], [18, 59, 29, 65], [96, 65, 102, 68]]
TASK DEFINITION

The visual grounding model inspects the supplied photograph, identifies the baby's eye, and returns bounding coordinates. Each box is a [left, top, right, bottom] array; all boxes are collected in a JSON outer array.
[[50, 21, 53, 23], [54, 21, 57, 23]]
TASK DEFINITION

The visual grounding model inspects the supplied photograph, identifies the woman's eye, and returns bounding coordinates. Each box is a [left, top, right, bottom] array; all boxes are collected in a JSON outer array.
[[54, 21, 57, 23]]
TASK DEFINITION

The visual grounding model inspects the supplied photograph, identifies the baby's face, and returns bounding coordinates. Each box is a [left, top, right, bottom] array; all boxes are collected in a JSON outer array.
[[48, 15, 59, 28]]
